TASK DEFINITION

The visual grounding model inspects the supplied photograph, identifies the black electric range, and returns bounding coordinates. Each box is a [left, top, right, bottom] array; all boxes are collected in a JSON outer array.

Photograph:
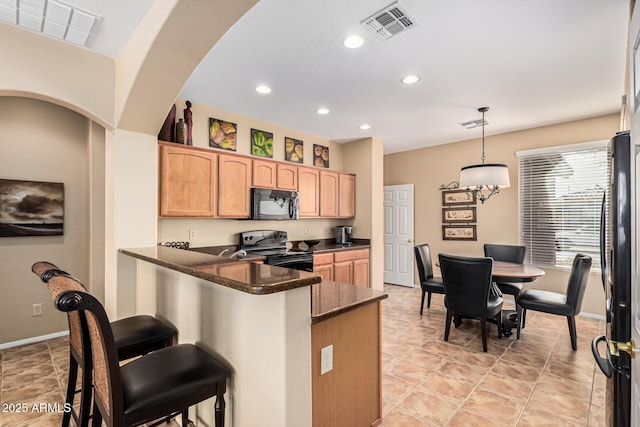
[[240, 230, 313, 272]]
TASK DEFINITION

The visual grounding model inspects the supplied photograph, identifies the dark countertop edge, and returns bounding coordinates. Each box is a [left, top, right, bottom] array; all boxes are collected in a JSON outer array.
[[310, 284, 388, 324], [306, 243, 371, 254], [119, 248, 321, 295]]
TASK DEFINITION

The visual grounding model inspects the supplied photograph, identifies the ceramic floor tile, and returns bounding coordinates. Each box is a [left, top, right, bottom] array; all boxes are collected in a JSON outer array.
[[420, 372, 477, 405], [491, 359, 542, 383], [399, 386, 460, 425], [527, 384, 591, 420], [447, 408, 511, 427], [438, 359, 487, 385], [459, 389, 525, 425], [475, 373, 535, 405], [381, 406, 435, 427], [517, 405, 587, 427]]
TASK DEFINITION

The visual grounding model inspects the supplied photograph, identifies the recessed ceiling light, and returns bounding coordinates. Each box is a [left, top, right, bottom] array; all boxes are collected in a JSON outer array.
[[401, 75, 421, 85], [317, 108, 330, 115], [343, 35, 364, 49], [359, 124, 371, 130], [256, 85, 271, 94]]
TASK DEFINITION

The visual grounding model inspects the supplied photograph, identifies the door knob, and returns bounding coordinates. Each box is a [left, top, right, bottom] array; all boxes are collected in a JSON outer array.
[[408, 239, 413, 243]]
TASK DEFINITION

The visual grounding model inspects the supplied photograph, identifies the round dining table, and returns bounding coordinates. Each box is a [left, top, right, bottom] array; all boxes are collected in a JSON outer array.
[[491, 260, 545, 282]]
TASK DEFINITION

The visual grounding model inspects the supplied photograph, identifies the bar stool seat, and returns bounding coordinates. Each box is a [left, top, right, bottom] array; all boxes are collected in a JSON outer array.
[[31, 261, 178, 427]]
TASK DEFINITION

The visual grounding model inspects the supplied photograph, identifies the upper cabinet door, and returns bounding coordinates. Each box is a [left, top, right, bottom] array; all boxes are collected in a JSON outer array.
[[298, 167, 320, 217], [252, 159, 276, 188], [320, 170, 339, 217], [218, 154, 252, 218], [339, 173, 356, 218], [159, 144, 217, 217], [277, 163, 298, 190]]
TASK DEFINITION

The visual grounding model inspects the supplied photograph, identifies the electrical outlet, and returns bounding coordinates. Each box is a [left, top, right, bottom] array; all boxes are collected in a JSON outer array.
[[320, 345, 333, 375], [32, 303, 43, 317], [189, 229, 197, 239]]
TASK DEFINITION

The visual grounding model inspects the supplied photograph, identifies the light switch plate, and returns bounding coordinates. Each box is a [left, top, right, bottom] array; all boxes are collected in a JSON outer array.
[[321, 344, 333, 375]]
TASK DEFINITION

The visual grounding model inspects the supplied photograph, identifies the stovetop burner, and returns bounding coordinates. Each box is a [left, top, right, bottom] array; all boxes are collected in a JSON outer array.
[[240, 230, 314, 272]]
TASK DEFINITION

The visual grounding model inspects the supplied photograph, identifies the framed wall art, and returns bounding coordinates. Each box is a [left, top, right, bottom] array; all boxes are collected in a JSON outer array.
[[0, 179, 64, 237], [313, 144, 329, 168], [442, 207, 476, 223], [251, 128, 274, 158], [209, 118, 237, 151], [442, 225, 477, 241], [285, 137, 303, 163], [442, 189, 476, 206]]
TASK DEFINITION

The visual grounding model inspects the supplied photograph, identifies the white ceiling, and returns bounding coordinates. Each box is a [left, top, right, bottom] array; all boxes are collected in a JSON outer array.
[[7, 0, 631, 154]]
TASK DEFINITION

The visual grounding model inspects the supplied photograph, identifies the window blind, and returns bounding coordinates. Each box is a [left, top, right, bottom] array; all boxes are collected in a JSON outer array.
[[518, 143, 610, 269]]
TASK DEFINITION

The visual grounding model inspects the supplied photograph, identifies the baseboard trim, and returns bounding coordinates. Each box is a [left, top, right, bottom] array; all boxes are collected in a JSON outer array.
[[579, 312, 606, 321], [0, 331, 68, 350]]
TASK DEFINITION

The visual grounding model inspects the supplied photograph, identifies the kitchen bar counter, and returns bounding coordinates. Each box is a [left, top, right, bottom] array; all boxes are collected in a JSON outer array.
[[119, 246, 321, 294], [311, 280, 387, 323]]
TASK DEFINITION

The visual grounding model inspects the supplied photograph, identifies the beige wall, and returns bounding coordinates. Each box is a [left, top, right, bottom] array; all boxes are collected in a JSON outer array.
[[384, 114, 619, 316], [0, 97, 90, 343]]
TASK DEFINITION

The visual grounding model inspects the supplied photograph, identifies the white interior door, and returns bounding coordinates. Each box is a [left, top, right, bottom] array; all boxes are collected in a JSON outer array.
[[384, 184, 414, 287]]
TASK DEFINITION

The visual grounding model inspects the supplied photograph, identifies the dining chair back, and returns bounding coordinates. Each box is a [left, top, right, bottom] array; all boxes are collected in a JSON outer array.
[[40, 269, 229, 427], [438, 253, 503, 352], [483, 244, 526, 264], [516, 253, 592, 350], [414, 244, 445, 313]]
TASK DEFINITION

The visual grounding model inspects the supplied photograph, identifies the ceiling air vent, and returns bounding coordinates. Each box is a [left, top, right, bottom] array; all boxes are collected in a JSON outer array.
[[361, 1, 416, 40]]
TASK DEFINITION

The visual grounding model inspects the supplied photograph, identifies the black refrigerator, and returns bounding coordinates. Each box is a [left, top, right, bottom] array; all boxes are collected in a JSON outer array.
[[592, 130, 632, 426]]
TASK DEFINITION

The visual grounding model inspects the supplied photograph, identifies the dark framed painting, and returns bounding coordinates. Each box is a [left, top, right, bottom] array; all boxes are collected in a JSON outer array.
[[251, 128, 274, 158], [442, 189, 476, 206], [442, 207, 476, 223], [313, 144, 329, 168], [442, 225, 477, 241], [0, 179, 64, 237], [285, 137, 303, 163], [209, 117, 237, 151]]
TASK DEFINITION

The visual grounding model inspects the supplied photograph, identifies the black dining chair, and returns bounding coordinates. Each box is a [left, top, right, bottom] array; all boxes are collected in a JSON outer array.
[[39, 266, 230, 427], [32, 261, 179, 427], [414, 244, 445, 314], [438, 254, 503, 352], [483, 243, 526, 298], [516, 253, 592, 350]]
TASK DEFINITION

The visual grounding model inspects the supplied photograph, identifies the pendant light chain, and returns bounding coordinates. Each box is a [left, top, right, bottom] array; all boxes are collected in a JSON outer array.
[[481, 108, 486, 164]]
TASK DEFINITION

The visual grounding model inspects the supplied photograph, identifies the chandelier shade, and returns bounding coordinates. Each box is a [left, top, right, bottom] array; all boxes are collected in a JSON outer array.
[[459, 163, 510, 189], [458, 107, 509, 203]]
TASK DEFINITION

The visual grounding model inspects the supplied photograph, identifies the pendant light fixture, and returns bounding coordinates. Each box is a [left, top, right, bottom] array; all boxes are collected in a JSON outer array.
[[459, 107, 510, 203]]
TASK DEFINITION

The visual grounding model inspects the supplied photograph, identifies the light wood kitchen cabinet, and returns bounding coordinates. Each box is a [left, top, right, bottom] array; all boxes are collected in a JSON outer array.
[[334, 249, 370, 288], [252, 159, 276, 188], [338, 173, 356, 218], [313, 248, 370, 287], [276, 163, 298, 190], [299, 167, 320, 217], [218, 153, 252, 218], [352, 257, 370, 288], [159, 143, 217, 217], [313, 253, 334, 281], [319, 170, 339, 217]]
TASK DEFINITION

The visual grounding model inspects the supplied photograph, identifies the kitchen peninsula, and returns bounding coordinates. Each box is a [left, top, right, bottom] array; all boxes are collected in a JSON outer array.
[[119, 246, 387, 427]]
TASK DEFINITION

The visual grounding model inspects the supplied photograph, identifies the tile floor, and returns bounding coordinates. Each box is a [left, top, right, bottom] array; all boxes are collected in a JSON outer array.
[[381, 283, 607, 426], [0, 283, 606, 426]]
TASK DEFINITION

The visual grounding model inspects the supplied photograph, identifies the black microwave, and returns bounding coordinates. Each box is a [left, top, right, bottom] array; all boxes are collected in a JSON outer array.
[[251, 188, 300, 220]]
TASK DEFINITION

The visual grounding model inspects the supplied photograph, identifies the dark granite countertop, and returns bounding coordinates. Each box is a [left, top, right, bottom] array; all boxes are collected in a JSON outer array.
[[302, 241, 370, 254], [310, 280, 387, 323], [119, 246, 321, 295]]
